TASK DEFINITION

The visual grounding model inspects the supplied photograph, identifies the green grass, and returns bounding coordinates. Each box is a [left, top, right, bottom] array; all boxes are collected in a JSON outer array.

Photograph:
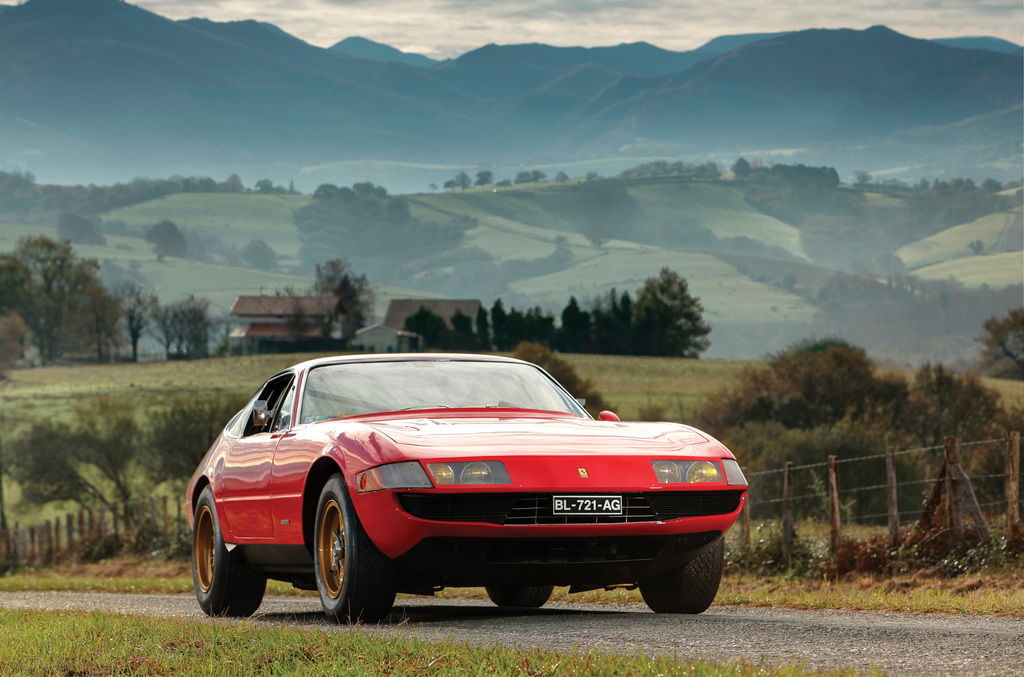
[[910, 251, 1024, 289], [102, 193, 311, 257], [897, 211, 1018, 270], [0, 609, 879, 677]]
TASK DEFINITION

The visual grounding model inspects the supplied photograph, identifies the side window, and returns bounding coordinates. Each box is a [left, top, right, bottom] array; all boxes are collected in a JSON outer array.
[[242, 373, 295, 437], [272, 384, 296, 432]]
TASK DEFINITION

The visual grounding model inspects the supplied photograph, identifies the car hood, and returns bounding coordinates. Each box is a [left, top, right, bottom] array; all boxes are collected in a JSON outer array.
[[361, 415, 718, 458]]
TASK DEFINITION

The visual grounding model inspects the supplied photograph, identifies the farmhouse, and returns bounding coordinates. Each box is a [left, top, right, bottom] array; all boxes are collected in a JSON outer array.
[[228, 295, 339, 353], [355, 324, 421, 353]]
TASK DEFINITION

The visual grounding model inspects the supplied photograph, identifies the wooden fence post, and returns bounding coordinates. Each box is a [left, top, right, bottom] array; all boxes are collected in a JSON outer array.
[[945, 436, 964, 541], [98, 506, 107, 539], [66, 513, 74, 551], [782, 461, 794, 566], [162, 496, 169, 540], [828, 455, 840, 552], [1009, 431, 1020, 528], [54, 517, 61, 556], [886, 446, 900, 547], [44, 521, 52, 563]]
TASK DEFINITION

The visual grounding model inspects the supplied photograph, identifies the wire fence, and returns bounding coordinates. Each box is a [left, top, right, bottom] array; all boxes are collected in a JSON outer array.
[[738, 432, 1022, 557]]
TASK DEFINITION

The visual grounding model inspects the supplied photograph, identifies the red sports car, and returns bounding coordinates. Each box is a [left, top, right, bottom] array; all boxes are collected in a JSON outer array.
[[187, 353, 747, 622]]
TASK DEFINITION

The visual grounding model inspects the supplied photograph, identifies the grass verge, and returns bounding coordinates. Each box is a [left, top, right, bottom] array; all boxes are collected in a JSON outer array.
[[0, 608, 880, 676]]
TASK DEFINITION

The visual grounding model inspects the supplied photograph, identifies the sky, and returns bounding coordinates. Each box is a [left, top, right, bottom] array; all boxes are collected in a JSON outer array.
[[136, 0, 1024, 59]]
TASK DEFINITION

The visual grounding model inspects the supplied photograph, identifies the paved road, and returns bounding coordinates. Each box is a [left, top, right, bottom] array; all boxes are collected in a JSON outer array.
[[1, 591, 1021, 676]]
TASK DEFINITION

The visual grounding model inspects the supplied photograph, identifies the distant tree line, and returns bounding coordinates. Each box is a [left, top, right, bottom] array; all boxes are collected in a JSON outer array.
[[0, 170, 276, 219], [404, 268, 711, 358]]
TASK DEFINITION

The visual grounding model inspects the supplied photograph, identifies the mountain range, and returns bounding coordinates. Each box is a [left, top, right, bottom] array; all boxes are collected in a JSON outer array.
[[0, 0, 1020, 189]]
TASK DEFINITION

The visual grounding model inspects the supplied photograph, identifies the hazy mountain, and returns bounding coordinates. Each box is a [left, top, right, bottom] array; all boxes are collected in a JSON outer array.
[[330, 36, 437, 69], [560, 26, 1022, 155], [0, 0, 1019, 186], [692, 32, 791, 54], [933, 36, 1022, 54]]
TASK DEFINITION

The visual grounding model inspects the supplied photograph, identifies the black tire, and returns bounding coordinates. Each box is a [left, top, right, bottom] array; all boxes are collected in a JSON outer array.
[[191, 486, 267, 617], [639, 538, 724, 614], [485, 585, 554, 608], [314, 474, 397, 623]]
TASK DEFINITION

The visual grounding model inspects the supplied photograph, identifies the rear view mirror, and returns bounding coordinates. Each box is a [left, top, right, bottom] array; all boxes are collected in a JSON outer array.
[[252, 400, 270, 428]]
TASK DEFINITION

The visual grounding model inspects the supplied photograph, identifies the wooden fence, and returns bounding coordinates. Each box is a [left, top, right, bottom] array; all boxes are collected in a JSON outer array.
[[741, 432, 1021, 560], [0, 496, 184, 566]]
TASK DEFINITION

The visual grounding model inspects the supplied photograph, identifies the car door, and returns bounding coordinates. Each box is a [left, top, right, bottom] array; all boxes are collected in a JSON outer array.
[[219, 372, 294, 541]]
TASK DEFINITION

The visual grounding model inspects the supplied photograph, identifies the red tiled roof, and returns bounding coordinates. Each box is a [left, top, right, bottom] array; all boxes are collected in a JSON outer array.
[[230, 295, 336, 317], [243, 322, 322, 339]]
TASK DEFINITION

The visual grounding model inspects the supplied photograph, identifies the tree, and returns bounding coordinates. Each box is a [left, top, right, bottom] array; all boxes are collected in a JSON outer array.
[[116, 284, 157, 362], [453, 172, 472, 191], [404, 307, 448, 349], [854, 170, 873, 186], [145, 220, 187, 260], [57, 212, 106, 246], [475, 306, 491, 350], [976, 308, 1024, 379], [632, 269, 711, 358], [555, 296, 591, 353], [490, 299, 510, 351], [146, 393, 250, 483], [313, 259, 374, 340], [5, 236, 107, 363], [555, 171, 570, 182], [474, 171, 493, 187], [313, 183, 340, 200], [0, 313, 25, 376], [11, 397, 141, 508], [241, 239, 278, 270], [731, 157, 752, 178], [78, 282, 122, 363], [152, 295, 211, 359], [255, 179, 275, 194]]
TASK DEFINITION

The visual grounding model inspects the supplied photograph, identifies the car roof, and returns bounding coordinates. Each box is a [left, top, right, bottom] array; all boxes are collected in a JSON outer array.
[[287, 352, 530, 374]]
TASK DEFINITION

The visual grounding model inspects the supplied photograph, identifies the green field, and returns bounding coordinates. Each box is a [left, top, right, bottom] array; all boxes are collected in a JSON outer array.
[[911, 251, 1024, 288], [897, 210, 1018, 270], [103, 193, 310, 258]]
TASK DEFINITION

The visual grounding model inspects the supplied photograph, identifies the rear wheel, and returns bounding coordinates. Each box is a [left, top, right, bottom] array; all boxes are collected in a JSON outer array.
[[639, 538, 724, 614], [314, 474, 397, 623], [191, 487, 267, 617], [485, 585, 554, 608]]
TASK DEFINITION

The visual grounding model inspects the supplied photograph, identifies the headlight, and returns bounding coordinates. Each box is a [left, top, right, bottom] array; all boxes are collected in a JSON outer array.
[[460, 462, 492, 484], [686, 460, 721, 483], [652, 460, 681, 483], [426, 461, 511, 486], [356, 461, 432, 493], [651, 460, 724, 484], [427, 463, 455, 485]]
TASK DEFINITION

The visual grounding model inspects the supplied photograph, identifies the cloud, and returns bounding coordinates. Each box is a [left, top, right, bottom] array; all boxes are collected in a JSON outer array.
[[137, 0, 1023, 58]]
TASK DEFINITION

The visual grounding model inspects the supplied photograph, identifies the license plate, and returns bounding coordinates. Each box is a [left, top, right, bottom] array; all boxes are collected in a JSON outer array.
[[552, 495, 623, 516]]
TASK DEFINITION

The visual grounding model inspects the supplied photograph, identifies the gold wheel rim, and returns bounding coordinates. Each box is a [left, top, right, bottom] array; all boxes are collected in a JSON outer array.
[[194, 505, 215, 593], [317, 499, 345, 599]]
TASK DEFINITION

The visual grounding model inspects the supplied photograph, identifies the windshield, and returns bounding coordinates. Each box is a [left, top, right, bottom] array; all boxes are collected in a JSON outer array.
[[299, 359, 587, 423]]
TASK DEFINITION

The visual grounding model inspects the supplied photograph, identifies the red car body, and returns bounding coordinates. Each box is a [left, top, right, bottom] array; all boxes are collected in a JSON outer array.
[[186, 354, 747, 620]]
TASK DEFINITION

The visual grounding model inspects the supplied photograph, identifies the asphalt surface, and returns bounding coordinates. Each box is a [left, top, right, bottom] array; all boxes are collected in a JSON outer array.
[[0, 591, 1021, 675]]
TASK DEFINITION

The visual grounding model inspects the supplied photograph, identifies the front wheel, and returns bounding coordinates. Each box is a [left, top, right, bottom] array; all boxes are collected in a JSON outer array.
[[314, 474, 397, 623], [192, 487, 267, 617], [485, 585, 554, 608], [639, 538, 724, 614]]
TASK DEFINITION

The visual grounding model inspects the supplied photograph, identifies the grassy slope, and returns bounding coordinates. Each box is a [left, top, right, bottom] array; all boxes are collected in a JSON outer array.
[[102, 193, 311, 258], [898, 210, 1018, 270], [911, 251, 1023, 288]]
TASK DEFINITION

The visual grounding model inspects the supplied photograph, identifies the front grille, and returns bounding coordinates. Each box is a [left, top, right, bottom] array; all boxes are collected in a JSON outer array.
[[399, 490, 743, 525]]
